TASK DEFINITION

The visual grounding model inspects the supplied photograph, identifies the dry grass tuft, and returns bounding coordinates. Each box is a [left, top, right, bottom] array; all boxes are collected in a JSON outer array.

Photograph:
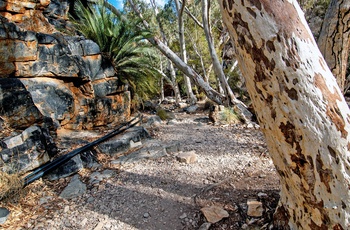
[[0, 178, 59, 229], [0, 172, 23, 201]]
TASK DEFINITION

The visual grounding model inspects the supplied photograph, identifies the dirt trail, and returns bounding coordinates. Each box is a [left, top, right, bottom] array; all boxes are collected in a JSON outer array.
[[2, 111, 280, 230]]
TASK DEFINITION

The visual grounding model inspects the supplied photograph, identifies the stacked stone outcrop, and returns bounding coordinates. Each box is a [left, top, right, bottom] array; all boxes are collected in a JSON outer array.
[[0, 0, 130, 174]]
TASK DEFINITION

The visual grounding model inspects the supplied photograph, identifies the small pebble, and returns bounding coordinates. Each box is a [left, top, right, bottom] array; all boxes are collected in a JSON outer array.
[[198, 222, 211, 230], [143, 212, 150, 218], [87, 197, 95, 203], [258, 192, 268, 199]]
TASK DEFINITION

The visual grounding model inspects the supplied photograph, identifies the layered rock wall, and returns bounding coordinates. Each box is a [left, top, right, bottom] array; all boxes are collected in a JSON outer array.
[[0, 0, 130, 174]]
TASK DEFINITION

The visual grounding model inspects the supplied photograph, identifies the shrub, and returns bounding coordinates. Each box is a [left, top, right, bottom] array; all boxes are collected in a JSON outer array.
[[220, 107, 240, 124], [156, 109, 169, 121], [203, 99, 215, 111]]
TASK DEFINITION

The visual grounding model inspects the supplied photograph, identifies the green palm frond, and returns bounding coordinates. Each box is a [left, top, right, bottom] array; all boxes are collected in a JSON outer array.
[[71, 0, 160, 103]]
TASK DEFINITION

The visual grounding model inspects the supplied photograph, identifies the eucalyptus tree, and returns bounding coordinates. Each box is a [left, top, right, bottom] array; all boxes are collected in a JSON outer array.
[[150, 0, 182, 104], [127, 0, 224, 103], [124, 0, 252, 121], [174, 0, 197, 104], [317, 0, 350, 93], [72, 0, 160, 104], [295, 0, 349, 94], [201, 0, 236, 105], [219, 0, 350, 228]]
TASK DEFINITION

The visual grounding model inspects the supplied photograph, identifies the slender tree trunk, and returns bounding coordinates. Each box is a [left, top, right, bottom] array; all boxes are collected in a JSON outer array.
[[202, 0, 235, 104], [175, 0, 197, 105], [216, 76, 225, 94], [206, 63, 213, 83], [147, 35, 226, 104], [160, 76, 165, 101], [126, 0, 252, 121], [219, 0, 350, 229], [189, 34, 208, 82], [150, 0, 181, 104], [168, 61, 181, 103], [129, 0, 221, 101], [317, 0, 350, 93], [159, 58, 165, 102], [156, 66, 181, 103]]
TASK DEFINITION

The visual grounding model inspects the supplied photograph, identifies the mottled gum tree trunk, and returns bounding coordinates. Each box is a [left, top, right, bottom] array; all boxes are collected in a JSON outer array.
[[318, 0, 350, 92], [219, 0, 350, 229]]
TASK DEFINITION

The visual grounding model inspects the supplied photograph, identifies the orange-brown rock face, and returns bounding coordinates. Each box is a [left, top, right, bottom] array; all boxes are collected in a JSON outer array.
[[0, 0, 130, 131], [0, 0, 131, 174], [0, 0, 56, 33]]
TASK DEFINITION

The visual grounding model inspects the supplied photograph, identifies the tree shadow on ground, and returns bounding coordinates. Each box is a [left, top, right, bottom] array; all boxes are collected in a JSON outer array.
[[64, 168, 280, 230]]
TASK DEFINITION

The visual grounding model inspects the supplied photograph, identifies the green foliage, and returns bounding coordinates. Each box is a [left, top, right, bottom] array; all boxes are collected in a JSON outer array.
[[298, 0, 330, 10], [71, 0, 160, 103], [220, 107, 240, 124], [156, 108, 169, 120], [226, 69, 241, 90], [197, 91, 207, 101]]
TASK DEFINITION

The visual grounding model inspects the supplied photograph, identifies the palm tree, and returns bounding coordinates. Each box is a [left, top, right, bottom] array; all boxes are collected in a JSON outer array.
[[71, 0, 160, 104]]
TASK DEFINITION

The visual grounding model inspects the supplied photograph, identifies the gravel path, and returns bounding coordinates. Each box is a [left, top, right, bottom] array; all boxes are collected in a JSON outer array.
[[4, 111, 280, 230]]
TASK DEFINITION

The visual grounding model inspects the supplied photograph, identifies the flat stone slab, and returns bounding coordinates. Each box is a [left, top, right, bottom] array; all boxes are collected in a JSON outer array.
[[247, 199, 264, 217], [111, 140, 182, 165], [89, 169, 115, 184], [200, 205, 229, 223], [59, 175, 86, 199], [97, 126, 150, 155], [46, 155, 83, 181]]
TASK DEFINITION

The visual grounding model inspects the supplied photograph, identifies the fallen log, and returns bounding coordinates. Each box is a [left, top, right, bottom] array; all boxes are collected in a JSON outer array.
[[23, 115, 142, 187]]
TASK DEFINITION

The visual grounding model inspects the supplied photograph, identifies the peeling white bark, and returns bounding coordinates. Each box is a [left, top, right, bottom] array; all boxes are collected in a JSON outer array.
[[219, 0, 350, 229]]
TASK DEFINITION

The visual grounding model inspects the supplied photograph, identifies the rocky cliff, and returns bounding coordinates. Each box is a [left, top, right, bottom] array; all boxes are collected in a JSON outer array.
[[0, 0, 130, 174]]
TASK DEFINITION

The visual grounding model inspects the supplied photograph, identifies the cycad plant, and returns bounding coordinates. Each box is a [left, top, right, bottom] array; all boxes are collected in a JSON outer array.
[[71, 0, 160, 104]]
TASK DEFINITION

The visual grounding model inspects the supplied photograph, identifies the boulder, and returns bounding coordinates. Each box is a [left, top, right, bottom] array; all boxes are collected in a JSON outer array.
[[143, 100, 158, 111], [0, 207, 10, 225], [46, 150, 99, 181], [208, 104, 222, 123], [93, 78, 120, 97], [0, 125, 57, 174], [176, 151, 198, 164], [0, 78, 44, 130], [20, 78, 75, 127], [184, 105, 199, 114], [0, 0, 131, 177], [89, 169, 115, 185], [144, 115, 162, 128]]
